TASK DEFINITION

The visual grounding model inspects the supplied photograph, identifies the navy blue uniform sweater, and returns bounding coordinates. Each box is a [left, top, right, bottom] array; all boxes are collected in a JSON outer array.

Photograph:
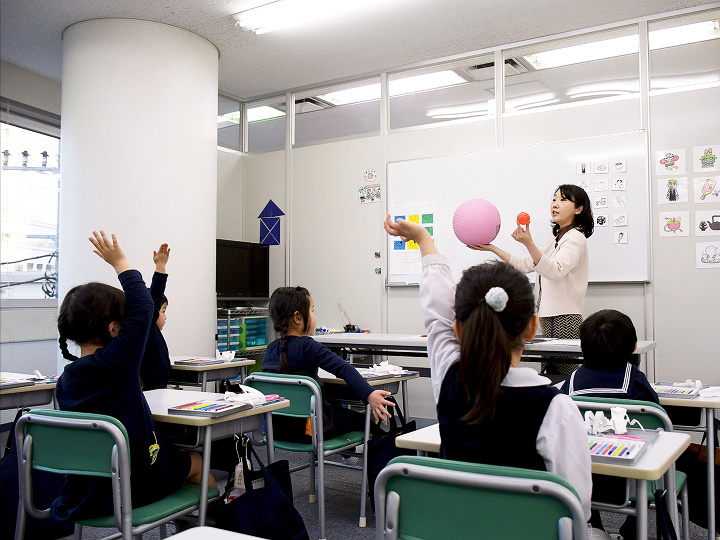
[[559, 363, 659, 404], [139, 271, 170, 390], [53, 270, 181, 520]]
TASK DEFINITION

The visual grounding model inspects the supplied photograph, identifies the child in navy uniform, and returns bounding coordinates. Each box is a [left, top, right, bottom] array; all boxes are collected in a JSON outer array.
[[53, 231, 214, 521], [140, 243, 171, 390], [559, 309, 658, 403], [560, 309, 658, 539], [383, 214, 592, 522], [262, 286, 394, 443]]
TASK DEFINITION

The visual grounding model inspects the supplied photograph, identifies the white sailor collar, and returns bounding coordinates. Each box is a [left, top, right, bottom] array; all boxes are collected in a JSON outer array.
[[502, 366, 552, 387]]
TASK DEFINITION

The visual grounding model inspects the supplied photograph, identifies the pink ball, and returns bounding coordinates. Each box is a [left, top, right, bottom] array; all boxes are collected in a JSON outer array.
[[453, 199, 501, 245]]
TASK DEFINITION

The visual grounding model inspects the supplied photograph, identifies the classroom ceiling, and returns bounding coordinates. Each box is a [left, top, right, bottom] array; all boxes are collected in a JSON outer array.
[[0, 0, 714, 101]]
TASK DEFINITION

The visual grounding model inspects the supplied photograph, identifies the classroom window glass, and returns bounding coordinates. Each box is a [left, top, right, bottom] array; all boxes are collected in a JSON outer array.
[[218, 94, 242, 151], [294, 77, 380, 146], [648, 8, 720, 93], [502, 25, 640, 114], [389, 55, 497, 129], [1, 122, 59, 300], [247, 97, 286, 153]]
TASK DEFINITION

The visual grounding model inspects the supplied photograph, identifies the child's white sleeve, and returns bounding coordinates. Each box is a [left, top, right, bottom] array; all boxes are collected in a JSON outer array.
[[536, 394, 592, 521], [419, 254, 459, 403]]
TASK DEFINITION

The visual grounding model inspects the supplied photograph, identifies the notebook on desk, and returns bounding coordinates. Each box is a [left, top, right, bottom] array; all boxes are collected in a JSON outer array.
[[0, 378, 35, 389], [172, 357, 225, 366]]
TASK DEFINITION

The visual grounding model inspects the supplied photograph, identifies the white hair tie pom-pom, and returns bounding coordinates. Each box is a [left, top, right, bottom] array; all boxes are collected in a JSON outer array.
[[484, 287, 509, 312]]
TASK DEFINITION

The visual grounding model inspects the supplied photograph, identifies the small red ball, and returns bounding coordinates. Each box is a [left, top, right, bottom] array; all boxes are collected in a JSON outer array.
[[517, 212, 530, 225]]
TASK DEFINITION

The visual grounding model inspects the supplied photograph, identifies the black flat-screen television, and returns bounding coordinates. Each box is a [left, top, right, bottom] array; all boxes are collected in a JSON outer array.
[[216, 239, 269, 300]]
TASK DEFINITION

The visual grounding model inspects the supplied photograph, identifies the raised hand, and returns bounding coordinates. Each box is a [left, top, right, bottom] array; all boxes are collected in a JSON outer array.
[[153, 243, 170, 273], [89, 230, 132, 274]]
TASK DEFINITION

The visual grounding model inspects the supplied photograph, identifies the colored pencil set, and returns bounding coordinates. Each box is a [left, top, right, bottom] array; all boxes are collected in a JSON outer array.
[[587, 435, 645, 464]]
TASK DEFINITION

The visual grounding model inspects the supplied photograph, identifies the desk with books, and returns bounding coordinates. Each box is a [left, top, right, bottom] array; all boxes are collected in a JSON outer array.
[[0, 371, 57, 410], [145, 388, 289, 525], [394, 423, 690, 540], [169, 357, 256, 391]]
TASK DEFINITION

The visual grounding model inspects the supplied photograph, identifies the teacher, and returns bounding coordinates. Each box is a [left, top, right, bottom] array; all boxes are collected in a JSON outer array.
[[472, 184, 594, 376]]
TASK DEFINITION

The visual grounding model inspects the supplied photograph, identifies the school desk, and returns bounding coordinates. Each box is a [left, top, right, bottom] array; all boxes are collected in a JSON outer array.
[[144, 388, 289, 526], [169, 526, 264, 539], [0, 371, 56, 410], [169, 357, 256, 391], [314, 334, 657, 374], [319, 369, 420, 417], [395, 423, 691, 540], [658, 393, 720, 540]]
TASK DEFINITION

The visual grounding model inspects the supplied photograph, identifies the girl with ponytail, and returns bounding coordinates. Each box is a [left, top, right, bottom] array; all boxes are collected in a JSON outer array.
[[263, 286, 394, 443], [384, 214, 592, 522]]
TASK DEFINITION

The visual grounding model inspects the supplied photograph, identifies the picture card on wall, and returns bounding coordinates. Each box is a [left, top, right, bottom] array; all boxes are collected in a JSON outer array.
[[594, 161, 609, 174], [658, 177, 688, 204], [612, 194, 627, 208], [611, 178, 627, 191], [693, 177, 720, 203], [594, 195, 608, 209], [659, 211, 690, 237], [611, 160, 627, 173], [655, 149, 686, 175], [692, 145, 719, 173], [696, 242, 720, 268], [595, 178, 609, 191], [613, 213, 628, 227], [595, 214, 609, 227], [576, 162, 592, 175], [614, 231, 628, 244], [695, 210, 720, 236]]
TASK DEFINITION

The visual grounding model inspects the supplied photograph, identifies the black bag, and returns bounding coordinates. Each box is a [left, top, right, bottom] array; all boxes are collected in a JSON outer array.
[[675, 417, 720, 534], [215, 436, 308, 540], [367, 396, 417, 512], [0, 408, 74, 540], [654, 484, 679, 540]]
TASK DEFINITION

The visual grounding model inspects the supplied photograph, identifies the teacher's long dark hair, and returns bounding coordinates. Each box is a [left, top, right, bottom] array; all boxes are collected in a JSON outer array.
[[553, 184, 594, 238], [454, 262, 535, 424], [268, 286, 311, 374]]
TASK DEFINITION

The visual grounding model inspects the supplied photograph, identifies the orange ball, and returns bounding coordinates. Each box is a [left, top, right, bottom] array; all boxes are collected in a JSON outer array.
[[517, 212, 530, 225]]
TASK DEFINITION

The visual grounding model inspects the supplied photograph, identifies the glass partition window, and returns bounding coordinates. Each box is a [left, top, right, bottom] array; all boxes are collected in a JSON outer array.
[[247, 97, 286, 153], [649, 9, 720, 92], [503, 26, 640, 113], [389, 55, 497, 129], [218, 95, 242, 151], [1, 123, 59, 299], [294, 77, 380, 145]]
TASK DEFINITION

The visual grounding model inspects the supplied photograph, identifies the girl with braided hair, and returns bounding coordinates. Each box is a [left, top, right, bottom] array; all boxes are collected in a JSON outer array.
[[262, 286, 394, 443]]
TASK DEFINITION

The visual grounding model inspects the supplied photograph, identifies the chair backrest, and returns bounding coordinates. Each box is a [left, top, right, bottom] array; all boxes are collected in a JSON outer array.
[[244, 372, 321, 418], [15, 409, 131, 477], [375, 455, 587, 540], [570, 396, 672, 431]]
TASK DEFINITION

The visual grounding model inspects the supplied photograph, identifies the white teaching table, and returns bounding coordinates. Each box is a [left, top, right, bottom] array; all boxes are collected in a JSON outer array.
[[169, 357, 256, 391], [145, 388, 289, 525], [0, 371, 56, 410], [659, 393, 720, 540], [395, 423, 690, 540]]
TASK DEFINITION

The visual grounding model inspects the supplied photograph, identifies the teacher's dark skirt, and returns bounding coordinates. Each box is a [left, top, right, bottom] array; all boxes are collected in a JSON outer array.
[[539, 314, 583, 376]]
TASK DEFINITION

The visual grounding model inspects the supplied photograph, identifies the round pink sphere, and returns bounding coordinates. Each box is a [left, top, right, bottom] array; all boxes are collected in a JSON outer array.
[[453, 199, 501, 245]]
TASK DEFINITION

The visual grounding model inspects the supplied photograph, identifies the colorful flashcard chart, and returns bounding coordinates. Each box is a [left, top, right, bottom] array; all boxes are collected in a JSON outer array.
[[388, 203, 436, 282], [655, 144, 720, 269]]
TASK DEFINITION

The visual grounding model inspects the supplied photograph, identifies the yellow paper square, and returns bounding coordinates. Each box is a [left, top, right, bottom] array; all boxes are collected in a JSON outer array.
[[408, 214, 420, 224], [407, 240, 419, 249]]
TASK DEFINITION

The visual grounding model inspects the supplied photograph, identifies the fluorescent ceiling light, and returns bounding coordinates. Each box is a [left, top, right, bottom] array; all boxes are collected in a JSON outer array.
[[233, 0, 393, 35], [246, 106, 285, 122], [427, 102, 491, 119], [218, 111, 241, 126], [316, 70, 466, 106], [566, 80, 639, 98], [525, 19, 720, 69], [505, 92, 557, 111]]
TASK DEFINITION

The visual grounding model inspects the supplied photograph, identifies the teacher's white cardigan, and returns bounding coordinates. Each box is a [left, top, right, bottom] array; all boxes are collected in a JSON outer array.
[[508, 228, 589, 317]]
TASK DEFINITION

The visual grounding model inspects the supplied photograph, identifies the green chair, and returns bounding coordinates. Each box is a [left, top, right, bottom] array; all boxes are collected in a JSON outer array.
[[571, 396, 689, 540], [14, 409, 220, 540], [374, 455, 588, 540], [244, 372, 371, 540]]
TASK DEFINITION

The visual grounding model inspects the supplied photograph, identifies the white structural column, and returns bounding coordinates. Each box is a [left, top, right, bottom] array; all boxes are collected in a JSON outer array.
[[59, 19, 219, 367]]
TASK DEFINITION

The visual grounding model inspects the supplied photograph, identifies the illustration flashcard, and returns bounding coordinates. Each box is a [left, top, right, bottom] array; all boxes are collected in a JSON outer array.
[[693, 145, 719, 173], [594, 195, 608, 209], [693, 177, 720, 203], [611, 160, 627, 173], [576, 162, 592, 175], [612, 194, 627, 208], [595, 178, 609, 191], [695, 210, 720, 237], [595, 214, 608, 227], [658, 177, 689, 204], [614, 231, 628, 244], [659, 211, 690, 237], [578, 179, 591, 191], [613, 213, 627, 227], [696, 242, 720, 268], [365, 169, 378, 181], [358, 184, 381, 204], [611, 178, 627, 191], [655, 149, 686, 175], [594, 161, 609, 174]]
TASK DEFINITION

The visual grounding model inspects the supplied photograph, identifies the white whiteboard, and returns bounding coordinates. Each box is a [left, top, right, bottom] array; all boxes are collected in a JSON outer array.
[[386, 131, 650, 284]]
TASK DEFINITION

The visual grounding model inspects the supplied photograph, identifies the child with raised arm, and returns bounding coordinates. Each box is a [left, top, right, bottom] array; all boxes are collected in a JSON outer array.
[[53, 231, 214, 521], [140, 243, 171, 390], [384, 215, 592, 522], [262, 286, 394, 443]]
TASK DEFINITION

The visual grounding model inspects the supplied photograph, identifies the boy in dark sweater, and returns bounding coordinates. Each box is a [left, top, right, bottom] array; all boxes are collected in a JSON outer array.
[[140, 243, 171, 389]]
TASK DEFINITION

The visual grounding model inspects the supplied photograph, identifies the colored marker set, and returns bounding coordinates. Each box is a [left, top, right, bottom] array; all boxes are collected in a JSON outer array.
[[651, 385, 700, 399], [587, 435, 647, 465], [168, 399, 252, 417]]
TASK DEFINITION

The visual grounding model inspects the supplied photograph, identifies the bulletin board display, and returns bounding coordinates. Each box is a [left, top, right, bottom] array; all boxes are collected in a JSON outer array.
[[386, 131, 650, 284]]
